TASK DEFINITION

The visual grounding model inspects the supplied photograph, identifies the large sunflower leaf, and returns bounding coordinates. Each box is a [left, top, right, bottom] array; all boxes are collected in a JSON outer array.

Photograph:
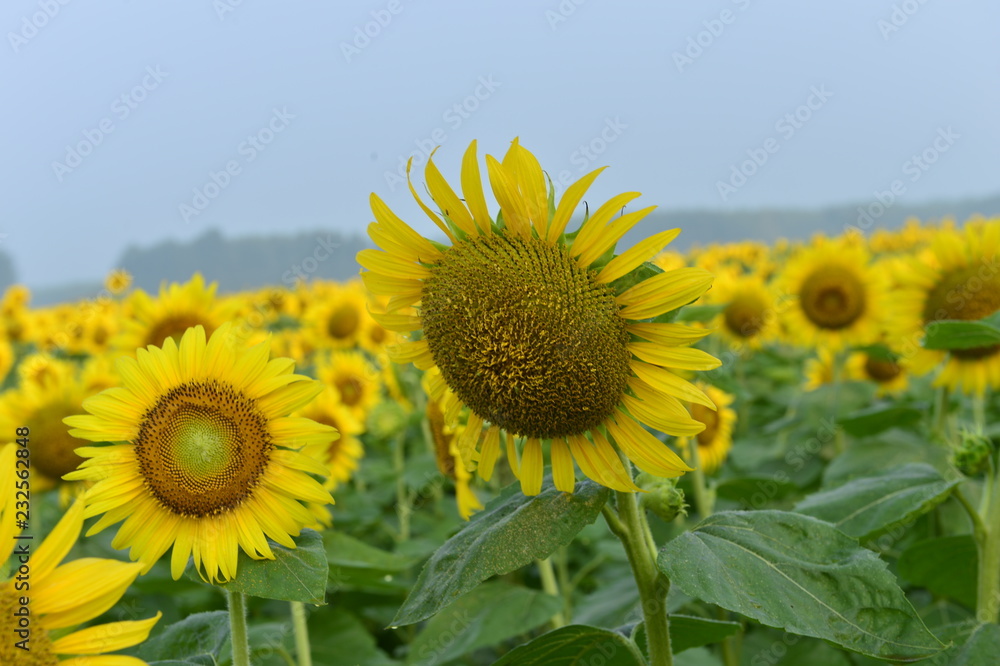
[[139, 611, 229, 665], [216, 529, 328, 604], [898, 535, 978, 609], [492, 625, 646, 666], [406, 581, 562, 665], [923, 313, 1000, 350], [391, 476, 610, 626], [657, 510, 946, 662], [793, 463, 959, 540]]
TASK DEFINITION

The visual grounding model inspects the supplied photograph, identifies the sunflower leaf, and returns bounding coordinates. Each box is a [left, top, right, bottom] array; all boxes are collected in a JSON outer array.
[[657, 510, 946, 661], [794, 463, 959, 540], [923, 314, 1000, 350], [492, 625, 646, 666], [897, 535, 978, 609], [138, 611, 229, 664], [391, 476, 610, 626], [215, 528, 328, 604]]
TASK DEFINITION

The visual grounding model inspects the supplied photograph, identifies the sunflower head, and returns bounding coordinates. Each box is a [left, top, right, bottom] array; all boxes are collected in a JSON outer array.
[[360, 139, 720, 496], [65, 323, 337, 583]]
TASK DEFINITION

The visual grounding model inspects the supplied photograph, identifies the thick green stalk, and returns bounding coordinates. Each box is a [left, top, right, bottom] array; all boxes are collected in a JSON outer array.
[[607, 491, 673, 666], [687, 439, 714, 518], [227, 590, 251, 666], [977, 463, 1000, 623], [393, 433, 411, 541], [291, 601, 313, 666]]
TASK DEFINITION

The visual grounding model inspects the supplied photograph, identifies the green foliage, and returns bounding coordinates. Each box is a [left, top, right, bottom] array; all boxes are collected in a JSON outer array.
[[923, 313, 1000, 351], [392, 476, 610, 626], [898, 535, 978, 609], [216, 529, 328, 604], [492, 625, 646, 665], [657, 510, 946, 661], [794, 463, 959, 540]]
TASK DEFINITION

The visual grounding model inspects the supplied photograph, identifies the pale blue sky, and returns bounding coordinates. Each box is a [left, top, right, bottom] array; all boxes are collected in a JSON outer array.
[[3, 0, 998, 287]]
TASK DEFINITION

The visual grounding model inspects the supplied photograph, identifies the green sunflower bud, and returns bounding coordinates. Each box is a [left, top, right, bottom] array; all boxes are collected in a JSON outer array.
[[953, 430, 994, 477], [637, 473, 688, 523]]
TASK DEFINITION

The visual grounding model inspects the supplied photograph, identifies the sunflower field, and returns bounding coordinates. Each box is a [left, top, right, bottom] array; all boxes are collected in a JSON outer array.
[[3, 141, 1000, 666]]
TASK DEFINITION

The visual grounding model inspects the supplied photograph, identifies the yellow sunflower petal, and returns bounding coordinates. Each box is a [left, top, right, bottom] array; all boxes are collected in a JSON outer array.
[[52, 613, 162, 656], [520, 438, 544, 496]]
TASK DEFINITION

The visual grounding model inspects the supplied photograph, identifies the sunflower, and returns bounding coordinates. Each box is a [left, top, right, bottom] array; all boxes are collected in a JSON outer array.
[[359, 139, 719, 496], [0, 338, 13, 387], [296, 386, 365, 489], [303, 282, 370, 349], [777, 239, 886, 349], [0, 448, 161, 665], [63, 323, 336, 583], [678, 384, 735, 475], [315, 350, 383, 421], [706, 268, 777, 349], [0, 361, 93, 491], [887, 221, 1000, 395], [846, 350, 908, 395], [105, 268, 134, 295], [116, 273, 233, 352], [425, 382, 484, 520], [803, 347, 838, 392]]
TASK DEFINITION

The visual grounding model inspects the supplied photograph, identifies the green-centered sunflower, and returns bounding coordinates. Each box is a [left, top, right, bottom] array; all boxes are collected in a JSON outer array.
[[777, 239, 887, 349], [888, 220, 1000, 395], [359, 139, 719, 496], [64, 323, 337, 583], [0, 448, 161, 665]]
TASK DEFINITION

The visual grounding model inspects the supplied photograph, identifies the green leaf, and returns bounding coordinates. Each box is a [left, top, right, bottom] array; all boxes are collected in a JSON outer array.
[[392, 477, 610, 626], [406, 582, 562, 665], [794, 463, 959, 540], [325, 531, 415, 591], [714, 476, 798, 506], [898, 535, 978, 609], [308, 607, 399, 666], [492, 625, 645, 666], [948, 623, 1000, 665], [823, 433, 953, 487], [138, 611, 229, 664], [633, 615, 741, 654], [674, 304, 726, 323], [838, 403, 926, 436], [217, 529, 328, 604], [657, 510, 946, 661], [923, 314, 1000, 351]]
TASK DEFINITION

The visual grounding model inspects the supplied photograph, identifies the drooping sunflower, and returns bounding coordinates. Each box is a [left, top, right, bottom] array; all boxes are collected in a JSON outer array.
[[887, 220, 1000, 395], [426, 392, 484, 520], [0, 449, 161, 665], [359, 139, 719, 496], [64, 323, 336, 583], [777, 239, 887, 349], [678, 384, 736, 475], [706, 268, 777, 350], [115, 273, 234, 352]]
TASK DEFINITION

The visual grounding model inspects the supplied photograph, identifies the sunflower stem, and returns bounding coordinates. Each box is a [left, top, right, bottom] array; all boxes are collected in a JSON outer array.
[[536, 557, 568, 629], [609, 490, 674, 666], [393, 432, 411, 541], [977, 457, 1000, 623], [227, 590, 251, 666], [290, 601, 312, 666], [687, 437, 714, 518], [973, 394, 987, 434], [933, 386, 951, 442]]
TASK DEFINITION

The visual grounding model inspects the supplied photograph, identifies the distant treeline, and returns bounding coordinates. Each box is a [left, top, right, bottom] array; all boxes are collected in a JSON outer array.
[[118, 229, 374, 294], [622, 193, 1000, 250]]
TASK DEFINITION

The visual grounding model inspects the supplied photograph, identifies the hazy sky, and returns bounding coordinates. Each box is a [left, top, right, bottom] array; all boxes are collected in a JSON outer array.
[[3, 0, 998, 288]]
